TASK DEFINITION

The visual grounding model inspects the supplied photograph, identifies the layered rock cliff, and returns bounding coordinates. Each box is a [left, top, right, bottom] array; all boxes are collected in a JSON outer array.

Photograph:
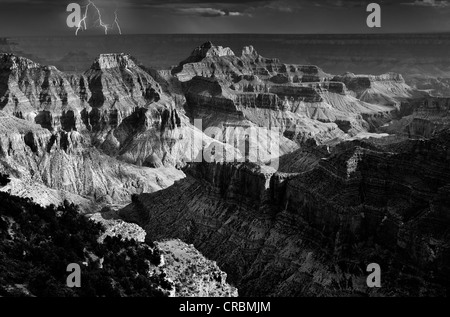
[[0, 110, 185, 210], [2, 41, 448, 297], [0, 51, 238, 208], [175, 43, 420, 146], [0, 42, 437, 212], [120, 133, 450, 296], [0, 53, 83, 127]]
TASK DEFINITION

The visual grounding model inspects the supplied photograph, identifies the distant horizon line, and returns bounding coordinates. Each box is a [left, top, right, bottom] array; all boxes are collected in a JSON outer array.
[[1, 31, 450, 38]]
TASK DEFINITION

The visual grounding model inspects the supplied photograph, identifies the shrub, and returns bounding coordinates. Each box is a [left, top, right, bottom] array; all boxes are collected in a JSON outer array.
[[0, 187, 169, 297]]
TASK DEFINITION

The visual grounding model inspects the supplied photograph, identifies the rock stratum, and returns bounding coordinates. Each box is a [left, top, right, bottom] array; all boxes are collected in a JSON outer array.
[[1, 41, 449, 297]]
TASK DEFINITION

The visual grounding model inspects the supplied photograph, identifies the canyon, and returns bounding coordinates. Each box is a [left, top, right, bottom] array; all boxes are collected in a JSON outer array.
[[0, 40, 449, 296]]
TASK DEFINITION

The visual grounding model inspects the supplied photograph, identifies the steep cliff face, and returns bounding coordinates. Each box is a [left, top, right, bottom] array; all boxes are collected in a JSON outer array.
[[81, 54, 243, 169], [120, 134, 450, 296], [0, 110, 184, 209], [0, 52, 196, 168], [0, 51, 251, 208], [82, 53, 164, 130]]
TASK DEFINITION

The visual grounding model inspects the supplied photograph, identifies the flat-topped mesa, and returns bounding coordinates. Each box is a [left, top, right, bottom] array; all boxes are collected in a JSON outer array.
[[333, 72, 406, 91], [371, 72, 405, 82], [90, 53, 138, 70], [0, 53, 41, 71], [331, 71, 416, 107]]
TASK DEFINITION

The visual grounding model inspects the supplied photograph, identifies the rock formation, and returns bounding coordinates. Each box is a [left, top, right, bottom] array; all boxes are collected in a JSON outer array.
[[120, 133, 450, 296], [88, 213, 238, 297], [1, 41, 449, 297], [175, 43, 420, 147]]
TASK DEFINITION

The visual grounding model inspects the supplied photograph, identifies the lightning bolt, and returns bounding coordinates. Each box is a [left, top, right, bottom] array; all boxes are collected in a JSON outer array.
[[75, 1, 91, 36], [114, 9, 122, 35], [92, 1, 109, 34], [75, 1, 122, 36]]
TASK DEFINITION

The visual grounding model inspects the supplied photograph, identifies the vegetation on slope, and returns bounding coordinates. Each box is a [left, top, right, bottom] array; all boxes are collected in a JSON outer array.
[[0, 174, 170, 297]]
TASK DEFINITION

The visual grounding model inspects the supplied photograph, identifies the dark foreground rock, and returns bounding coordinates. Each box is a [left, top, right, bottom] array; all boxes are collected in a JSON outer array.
[[120, 134, 450, 296]]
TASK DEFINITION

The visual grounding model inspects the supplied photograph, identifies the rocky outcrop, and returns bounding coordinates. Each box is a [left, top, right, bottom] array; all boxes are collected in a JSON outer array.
[[154, 239, 238, 297], [90, 212, 147, 243], [89, 212, 238, 297]]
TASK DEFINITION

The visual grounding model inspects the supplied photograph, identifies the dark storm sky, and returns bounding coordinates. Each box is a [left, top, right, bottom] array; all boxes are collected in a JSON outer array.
[[0, 0, 449, 36]]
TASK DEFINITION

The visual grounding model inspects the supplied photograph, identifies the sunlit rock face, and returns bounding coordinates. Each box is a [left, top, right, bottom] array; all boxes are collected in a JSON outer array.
[[0, 51, 240, 209], [0, 110, 185, 210], [173, 42, 426, 148], [0, 44, 438, 210]]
